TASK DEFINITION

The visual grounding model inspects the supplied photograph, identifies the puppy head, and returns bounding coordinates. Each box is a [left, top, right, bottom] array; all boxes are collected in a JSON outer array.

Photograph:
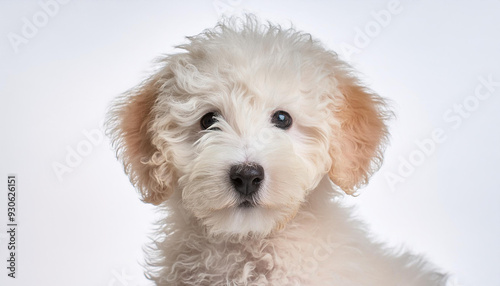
[[107, 17, 389, 238]]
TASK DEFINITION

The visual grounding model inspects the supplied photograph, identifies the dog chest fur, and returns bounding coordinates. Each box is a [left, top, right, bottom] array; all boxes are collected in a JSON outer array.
[[149, 180, 446, 286]]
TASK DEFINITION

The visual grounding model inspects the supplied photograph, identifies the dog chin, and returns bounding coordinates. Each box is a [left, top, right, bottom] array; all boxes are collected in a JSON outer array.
[[203, 204, 284, 238]]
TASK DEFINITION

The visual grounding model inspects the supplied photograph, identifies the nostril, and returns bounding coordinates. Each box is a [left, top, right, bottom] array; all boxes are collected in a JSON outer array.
[[232, 177, 243, 186], [252, 177, 262, 185]]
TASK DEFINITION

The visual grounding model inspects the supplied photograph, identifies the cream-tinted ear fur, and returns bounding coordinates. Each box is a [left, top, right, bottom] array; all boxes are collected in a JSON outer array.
[[107, 76, 175, 205], [327, 60, 390, 195]]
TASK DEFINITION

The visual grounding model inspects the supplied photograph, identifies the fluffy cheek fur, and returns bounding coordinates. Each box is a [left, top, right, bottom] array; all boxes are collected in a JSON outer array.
[[176, 114, 327, 237]]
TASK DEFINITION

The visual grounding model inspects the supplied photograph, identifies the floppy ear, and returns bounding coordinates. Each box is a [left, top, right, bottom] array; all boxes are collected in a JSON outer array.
[[107, 76, 176, 205], [327, 64, 390, 195]]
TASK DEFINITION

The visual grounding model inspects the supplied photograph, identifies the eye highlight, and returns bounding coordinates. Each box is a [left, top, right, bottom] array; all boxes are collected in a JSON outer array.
[[200, 112, 219, 130], [271, 110, 292, 130]]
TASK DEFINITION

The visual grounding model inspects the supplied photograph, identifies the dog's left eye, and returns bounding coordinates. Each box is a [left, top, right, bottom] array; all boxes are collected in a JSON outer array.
[[271, 110, 292, 130], [200, 112, 219, 130]]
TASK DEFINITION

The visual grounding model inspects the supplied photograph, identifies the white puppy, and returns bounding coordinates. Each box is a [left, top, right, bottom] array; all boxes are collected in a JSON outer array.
[[107, 16, 447, 285]]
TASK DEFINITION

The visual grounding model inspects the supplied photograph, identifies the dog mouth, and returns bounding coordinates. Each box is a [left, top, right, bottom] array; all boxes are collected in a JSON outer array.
[[238, 198, 258, 208], [238, 201, 254, 208]]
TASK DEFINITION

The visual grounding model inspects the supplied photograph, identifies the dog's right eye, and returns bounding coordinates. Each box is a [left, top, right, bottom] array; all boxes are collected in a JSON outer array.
[[271, 110, 293, 130], [200, 112, 219, 130]]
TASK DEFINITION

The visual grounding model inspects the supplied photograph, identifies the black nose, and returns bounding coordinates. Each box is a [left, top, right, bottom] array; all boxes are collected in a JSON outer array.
[[229, 163, 264, 196]]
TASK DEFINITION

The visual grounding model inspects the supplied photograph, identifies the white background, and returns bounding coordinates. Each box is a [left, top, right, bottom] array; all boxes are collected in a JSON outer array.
[[1, 1, 499, 285]]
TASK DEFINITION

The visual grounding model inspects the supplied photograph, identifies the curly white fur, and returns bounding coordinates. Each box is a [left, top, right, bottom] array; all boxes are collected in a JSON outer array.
[[107, 16, 448, 285]]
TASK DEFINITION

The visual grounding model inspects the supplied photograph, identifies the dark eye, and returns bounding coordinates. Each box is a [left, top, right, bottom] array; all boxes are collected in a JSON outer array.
[[200, 112, 219, 130], [271, 110, 292, 130]]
